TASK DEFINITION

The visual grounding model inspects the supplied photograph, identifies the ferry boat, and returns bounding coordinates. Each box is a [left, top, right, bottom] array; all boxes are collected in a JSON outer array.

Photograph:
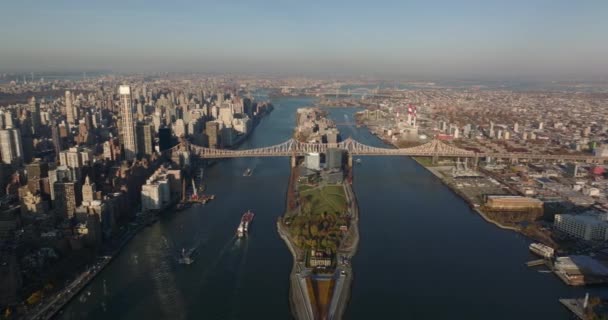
[[243, 168, 253, 176], [237, 210, 255, 238], [178, 248, 195, 265], [529, 243, 555, 259]]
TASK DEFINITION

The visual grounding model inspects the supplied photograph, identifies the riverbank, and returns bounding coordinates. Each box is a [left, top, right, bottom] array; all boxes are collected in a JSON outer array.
[[24, 211, 158, 320], [422, 164, 520, 232]]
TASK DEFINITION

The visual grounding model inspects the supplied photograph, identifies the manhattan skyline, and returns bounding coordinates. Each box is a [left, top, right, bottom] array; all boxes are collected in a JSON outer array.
[[1, 0, 607, 79]]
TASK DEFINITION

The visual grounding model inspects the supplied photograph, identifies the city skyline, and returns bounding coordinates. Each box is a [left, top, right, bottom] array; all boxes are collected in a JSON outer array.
[[1, 0, 607, 78], [3, 1, 608, 319]]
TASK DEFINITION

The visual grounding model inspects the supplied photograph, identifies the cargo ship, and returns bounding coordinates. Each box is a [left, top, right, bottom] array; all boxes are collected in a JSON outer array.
[[237, 210, 255, 238]]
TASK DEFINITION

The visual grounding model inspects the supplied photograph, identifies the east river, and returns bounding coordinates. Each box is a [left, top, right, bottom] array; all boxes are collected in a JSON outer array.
[[57, 97, 593, 319]]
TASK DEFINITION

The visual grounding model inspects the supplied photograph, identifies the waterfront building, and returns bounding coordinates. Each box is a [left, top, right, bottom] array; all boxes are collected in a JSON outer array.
[[75, 201, 105, 246], [326, 148, 344, 169], [119, 85, 138, 161], [141, 166, 181, 211], [554, 212, 608, 241], [484, 195, 543, 212], [141, 180, 170, 211], [305, 153, 321, 171], [232, 114, 251, 134]]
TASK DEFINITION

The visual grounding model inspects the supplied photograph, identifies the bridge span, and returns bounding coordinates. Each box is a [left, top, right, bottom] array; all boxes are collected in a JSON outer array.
[[170, 138, 608, 164]]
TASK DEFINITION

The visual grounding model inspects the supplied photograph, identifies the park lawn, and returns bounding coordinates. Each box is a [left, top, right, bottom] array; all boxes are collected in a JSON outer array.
[[300, 185, 347, 215]]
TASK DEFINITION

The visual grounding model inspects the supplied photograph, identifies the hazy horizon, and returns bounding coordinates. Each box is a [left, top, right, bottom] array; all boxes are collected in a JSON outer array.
[[1, 0, 607, 79]]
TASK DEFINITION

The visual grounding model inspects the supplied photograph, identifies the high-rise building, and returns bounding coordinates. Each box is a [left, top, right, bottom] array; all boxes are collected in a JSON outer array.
[[205, 121, 221, 149], [158, 127, 172, 151], [3, 111, 13, 129], [65, 90, 75, 126], [82, 175, 96, 205], [25, 160, 49, 180], [0, 129, 24, 165], [119, 85, 138, 161], [103, 140, 115, 161], [136, 123, 154, 157], [173, 119, 186, 137], [326, 148, 344, 169], [51, 122, 62, 159], [53, 181, 80, 219], [28, 97, 41, 134], [59, 147, 93, 168], [48, 166, 73, 200]]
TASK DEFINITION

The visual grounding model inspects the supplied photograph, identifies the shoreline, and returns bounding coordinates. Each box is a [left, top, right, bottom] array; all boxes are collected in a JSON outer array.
[[24, 212, 156, 320], [421, 162, 521, 232]]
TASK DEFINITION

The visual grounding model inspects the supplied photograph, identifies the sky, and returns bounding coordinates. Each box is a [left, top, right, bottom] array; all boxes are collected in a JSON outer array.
[[0, 0, 607, 79]]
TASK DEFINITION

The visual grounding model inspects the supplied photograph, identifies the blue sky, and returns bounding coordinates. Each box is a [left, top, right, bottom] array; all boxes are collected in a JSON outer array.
[[1, 0, 607, 78]]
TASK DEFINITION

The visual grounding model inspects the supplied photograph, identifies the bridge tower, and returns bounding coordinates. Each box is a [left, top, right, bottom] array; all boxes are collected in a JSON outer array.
[[432, 154, 439, 165], [347, 154, 353, 167], [291, 155, 297, 167]]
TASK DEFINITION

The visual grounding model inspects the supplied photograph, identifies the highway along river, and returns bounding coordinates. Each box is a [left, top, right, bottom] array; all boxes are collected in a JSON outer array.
[[57, 98, 589, 319]]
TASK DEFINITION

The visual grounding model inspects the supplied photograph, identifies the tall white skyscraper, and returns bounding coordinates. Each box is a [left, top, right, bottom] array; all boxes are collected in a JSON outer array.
[[120, 85, 138, 160], [0, 129, 24, 164], [4, 110, 14, 129], [65, 90, 75, 126]]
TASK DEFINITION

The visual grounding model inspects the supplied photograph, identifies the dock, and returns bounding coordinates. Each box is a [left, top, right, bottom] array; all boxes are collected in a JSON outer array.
[[525, 259, 547, 267], [559, 298, 589, 320]]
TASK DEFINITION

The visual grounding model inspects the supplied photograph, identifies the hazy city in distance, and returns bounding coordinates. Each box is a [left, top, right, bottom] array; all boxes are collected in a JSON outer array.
[[1, 1, 608, 320]]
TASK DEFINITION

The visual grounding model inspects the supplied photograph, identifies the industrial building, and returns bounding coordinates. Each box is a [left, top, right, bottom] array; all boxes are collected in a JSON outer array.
[[554, 212, 608, 241], [484, 195, 543, 211]]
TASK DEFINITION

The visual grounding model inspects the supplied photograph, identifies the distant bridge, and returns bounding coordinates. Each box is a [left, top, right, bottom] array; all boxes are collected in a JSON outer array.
[[170, 138, 608, 164]]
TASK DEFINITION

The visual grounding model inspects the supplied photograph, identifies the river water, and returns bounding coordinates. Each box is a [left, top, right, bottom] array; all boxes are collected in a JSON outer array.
[[57, 97, 592, 319]]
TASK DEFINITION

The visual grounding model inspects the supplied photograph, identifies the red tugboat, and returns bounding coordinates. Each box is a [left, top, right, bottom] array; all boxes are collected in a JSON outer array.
[[237, 210, 255, 238]]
